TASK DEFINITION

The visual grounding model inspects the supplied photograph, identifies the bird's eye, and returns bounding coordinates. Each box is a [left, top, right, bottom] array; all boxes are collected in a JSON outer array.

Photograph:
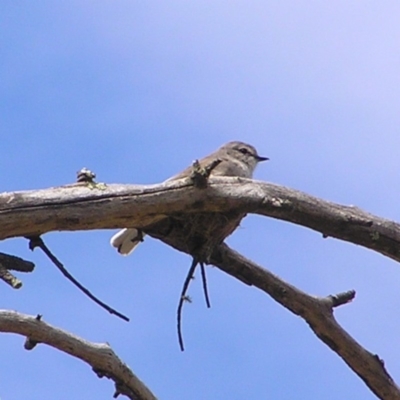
[[239, 147, 249, 155]]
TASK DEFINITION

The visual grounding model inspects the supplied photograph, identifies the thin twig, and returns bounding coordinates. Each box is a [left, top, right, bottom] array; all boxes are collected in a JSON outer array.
[[204, 158, 222, 176], [0, 252, 35, 272], [327, 290, 356, 307], [0, 264, 22, 289], [190, 158, 222, 188], [199, 262, 211, 308], [177, 257, 198, 351], [27, 236, 129, 322]]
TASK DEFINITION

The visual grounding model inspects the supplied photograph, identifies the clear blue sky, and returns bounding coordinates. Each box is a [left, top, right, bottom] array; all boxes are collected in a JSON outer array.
[[2, 2, 400, 399]]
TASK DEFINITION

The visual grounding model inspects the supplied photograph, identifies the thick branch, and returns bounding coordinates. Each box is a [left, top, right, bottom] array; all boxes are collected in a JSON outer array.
[[0, 310, 157, 400], [1, 178, 399, 263], [210, 244, 400, 400]]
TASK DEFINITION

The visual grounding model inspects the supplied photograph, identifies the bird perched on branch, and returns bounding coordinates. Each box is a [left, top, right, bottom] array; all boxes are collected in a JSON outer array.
[[110, 141, 268, 260], [110, 141, 268, 350]]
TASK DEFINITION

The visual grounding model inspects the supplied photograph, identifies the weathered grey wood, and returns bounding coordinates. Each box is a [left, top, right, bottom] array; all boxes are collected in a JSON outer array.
[[2, 177, 400, 399], [211, 244, 400, 400], [1, 177, 400, 263], [0, 310, 157, 400]]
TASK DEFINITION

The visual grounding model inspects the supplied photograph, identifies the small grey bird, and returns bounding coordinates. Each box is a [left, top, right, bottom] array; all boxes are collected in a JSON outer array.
[[110, 141, 268, 260]]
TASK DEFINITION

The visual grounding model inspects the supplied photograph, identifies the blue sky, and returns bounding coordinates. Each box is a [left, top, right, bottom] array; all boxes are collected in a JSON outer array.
[[2, 2, 400, 399]]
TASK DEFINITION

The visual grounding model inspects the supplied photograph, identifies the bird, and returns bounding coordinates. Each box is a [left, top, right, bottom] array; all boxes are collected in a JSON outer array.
[[110, 140, 268, 351], [110, 141, 268, 260]]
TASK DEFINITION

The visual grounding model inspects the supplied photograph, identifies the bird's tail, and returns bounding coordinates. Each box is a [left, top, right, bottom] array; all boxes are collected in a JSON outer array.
[[110, 228, 144, 255]]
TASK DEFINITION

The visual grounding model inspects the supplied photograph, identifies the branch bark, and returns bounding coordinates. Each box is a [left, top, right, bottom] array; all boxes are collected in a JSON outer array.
[[0, 253, 35, 288], [0, 252, 35, 272], [1, 178, 399, 263], [210, 244, 400, 400], [0, 310, 157, 400]]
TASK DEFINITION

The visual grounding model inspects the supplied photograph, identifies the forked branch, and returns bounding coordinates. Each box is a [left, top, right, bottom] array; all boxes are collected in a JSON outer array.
[[210, 244, 400, 400], [0, 310, 157, 400], [1, 179, 400, 398]]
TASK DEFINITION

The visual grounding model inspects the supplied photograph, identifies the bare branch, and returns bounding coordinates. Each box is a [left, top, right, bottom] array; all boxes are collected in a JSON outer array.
[[27, 236, 129, 322], [2, 179, 400, 397], [190, 158, 222, 188], [325, 290, 356, 308], [0, 252, 35, 272], [1, 178, 399, 263], [210, 244, 400, 400], [0, 264, 22, 288], [0, 252, 34, 288], [177, 257, 198, 352], [0, 310, 157, 400], [200, 262, 211, 308]]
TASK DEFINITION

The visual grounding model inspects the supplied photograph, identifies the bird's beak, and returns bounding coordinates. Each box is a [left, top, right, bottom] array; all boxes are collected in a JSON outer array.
[[256, 155, 269, 162]]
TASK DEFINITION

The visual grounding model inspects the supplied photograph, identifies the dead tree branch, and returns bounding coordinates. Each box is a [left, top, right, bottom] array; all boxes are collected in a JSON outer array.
[[210, 244, 400, 400], [0, 310, 157, 400], [27, 235, 129, 322], [0, 252, 35, 272], [1, 178, 399, 263], [1, 179, 400, 398], [0, 252, 35, 288]]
